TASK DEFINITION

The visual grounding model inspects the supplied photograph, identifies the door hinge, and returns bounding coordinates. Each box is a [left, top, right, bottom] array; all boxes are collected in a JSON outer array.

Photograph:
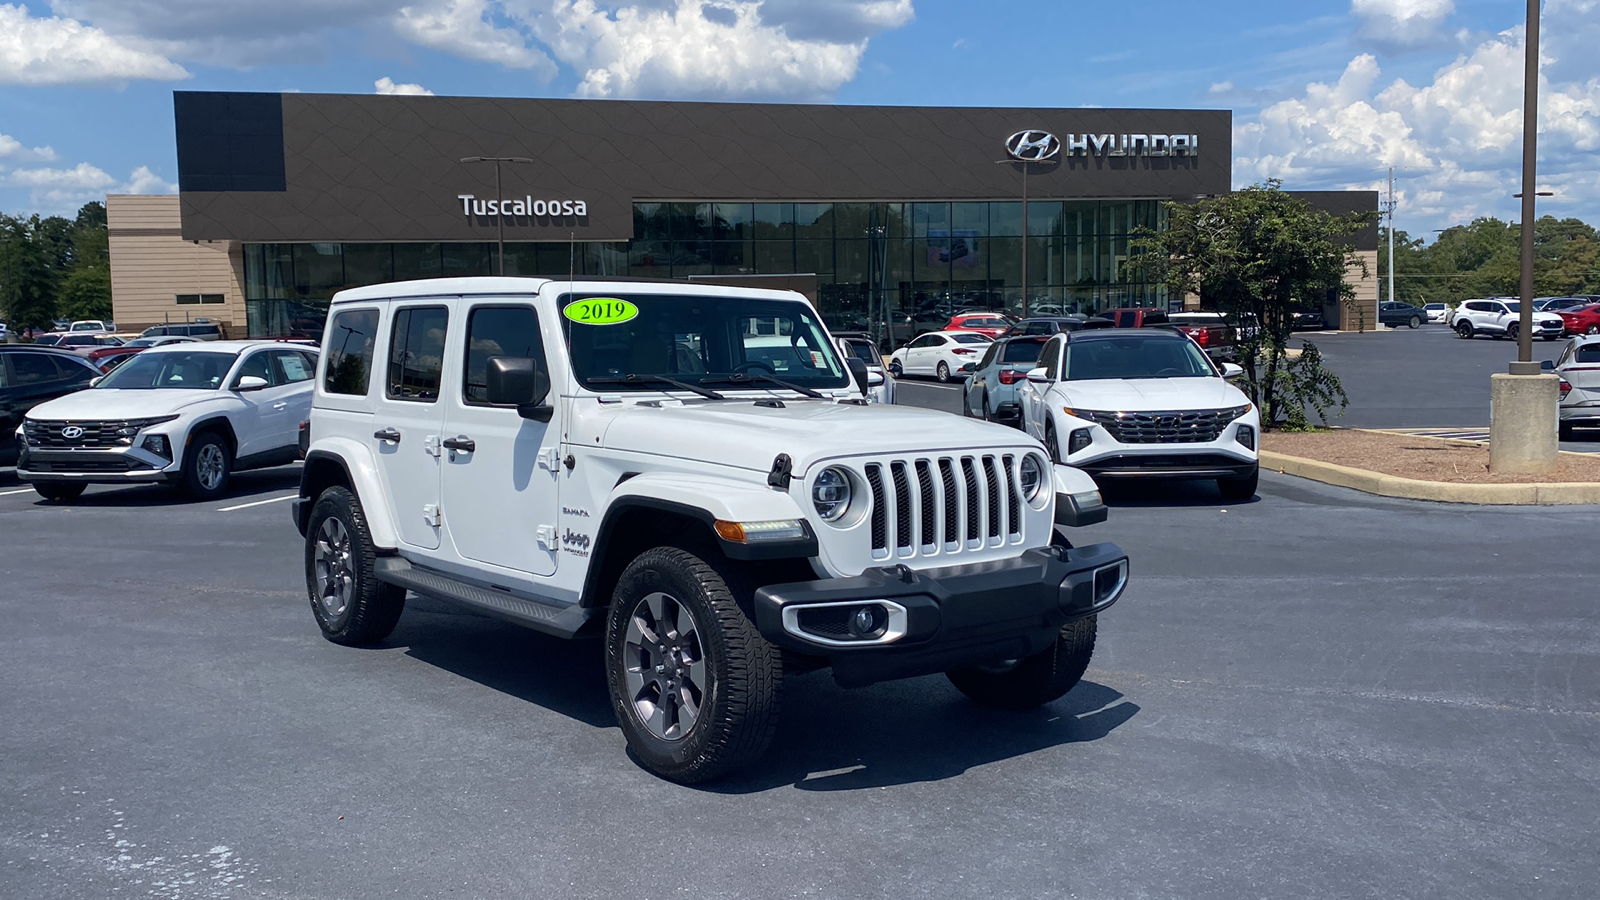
[[422, 504, 442, 527], [536, 525, 558, 550], [423, 435, 442, 458], [537, 446, 560, 471]]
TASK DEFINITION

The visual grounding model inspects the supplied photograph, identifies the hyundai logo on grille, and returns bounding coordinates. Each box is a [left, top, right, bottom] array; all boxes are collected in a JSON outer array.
[[1005, 130, 1060, 161], [60, 426, 85, 439]]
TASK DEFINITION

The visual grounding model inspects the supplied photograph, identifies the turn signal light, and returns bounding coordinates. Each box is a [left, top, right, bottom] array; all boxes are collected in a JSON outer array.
[[713, 519, 806, 543]]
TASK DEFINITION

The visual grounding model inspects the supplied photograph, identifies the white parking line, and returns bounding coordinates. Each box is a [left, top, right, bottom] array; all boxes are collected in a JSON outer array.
[[0, 487, 37, 497], [218, 494, 299, 512]]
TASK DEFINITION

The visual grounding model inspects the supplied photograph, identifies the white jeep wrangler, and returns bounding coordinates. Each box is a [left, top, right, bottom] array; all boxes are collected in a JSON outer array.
[[293, 277, 1130, 782]]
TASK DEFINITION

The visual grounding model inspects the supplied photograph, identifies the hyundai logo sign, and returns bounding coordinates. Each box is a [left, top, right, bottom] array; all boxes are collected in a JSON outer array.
[[61, 426, 84, 439], [1005, 130, 1061, 161]]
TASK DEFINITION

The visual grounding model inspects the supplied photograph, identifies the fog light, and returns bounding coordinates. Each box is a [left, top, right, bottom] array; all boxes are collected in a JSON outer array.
[[849, 605, 887, 639], [1093, 560, 1129, 606], [1068, 427, 1093, 455], [1235, 424, 1255, 451]]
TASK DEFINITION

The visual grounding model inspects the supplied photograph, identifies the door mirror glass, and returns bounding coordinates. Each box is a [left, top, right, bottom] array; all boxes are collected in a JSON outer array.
[[1026, 366, 1052, 384], [1221, 362, 1244, 379], [235, 375, 270, 392], [1540, 359, 1556, 371], [88, 376, 102, 388], [485, 355, 551, 420]]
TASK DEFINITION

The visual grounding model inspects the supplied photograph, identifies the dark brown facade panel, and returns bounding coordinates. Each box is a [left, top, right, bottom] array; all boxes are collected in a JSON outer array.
[[178, 93, 1232, 243]]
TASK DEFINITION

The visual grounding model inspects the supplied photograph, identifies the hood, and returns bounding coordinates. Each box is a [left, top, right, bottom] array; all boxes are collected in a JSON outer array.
[[24, 388, 222, 421], [1055, 377, 1248, 412], [588, 399, 1039, 474]]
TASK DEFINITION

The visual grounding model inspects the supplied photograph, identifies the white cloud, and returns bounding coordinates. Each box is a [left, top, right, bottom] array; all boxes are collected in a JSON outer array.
[[0, 3, 188, 84], [395, 0, 556, 76], [5, 161, 174, 212], [375, 75, 434, 94], [49, 0, 397, 66], [1351, 0, 1455, 48], [1236, 0, 1600, 232], [0, 132, 58, 162]]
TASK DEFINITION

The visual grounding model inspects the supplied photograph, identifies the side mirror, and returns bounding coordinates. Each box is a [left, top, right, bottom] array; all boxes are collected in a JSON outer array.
[[867, 370, 885, 387], [235, 375, 269, 392], [89, 376, 103, 388], [1026, 366, 1052, 384], [846, 357, 871, 394], [960, 362, 976, 373], [1540, 359, 1555, 371], [1221, 362, 1244, 379], [485, 355, 552, 421]]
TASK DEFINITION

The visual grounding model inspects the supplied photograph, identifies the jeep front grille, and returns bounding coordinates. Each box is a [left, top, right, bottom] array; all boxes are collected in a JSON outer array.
[[1081, 406, 1248, 444], [862, 454, 1023, 559]]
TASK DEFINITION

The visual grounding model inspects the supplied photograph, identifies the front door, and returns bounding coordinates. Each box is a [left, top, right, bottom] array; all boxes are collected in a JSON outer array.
[[440, 302, 560, 578], [375, 302, 453, 551], [228, 349, 294, 459]]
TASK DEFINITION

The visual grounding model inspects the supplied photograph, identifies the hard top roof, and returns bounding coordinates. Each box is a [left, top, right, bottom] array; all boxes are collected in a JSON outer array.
[[329, 276, 809, 305]]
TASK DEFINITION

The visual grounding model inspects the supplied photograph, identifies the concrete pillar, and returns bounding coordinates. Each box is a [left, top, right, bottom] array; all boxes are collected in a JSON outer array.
[[1489, 373, 1560, 474]]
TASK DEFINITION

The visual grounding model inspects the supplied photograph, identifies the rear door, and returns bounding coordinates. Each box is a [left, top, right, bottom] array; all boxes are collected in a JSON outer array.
[[375, 301, 454, 551], [440, 302, 560, 578]]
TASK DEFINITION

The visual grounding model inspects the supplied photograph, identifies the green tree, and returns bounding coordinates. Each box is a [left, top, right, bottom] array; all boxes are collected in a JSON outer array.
[[1127, 181, 1377, 430], [0, 214, 58, 330], [57, 264, 112, 321]]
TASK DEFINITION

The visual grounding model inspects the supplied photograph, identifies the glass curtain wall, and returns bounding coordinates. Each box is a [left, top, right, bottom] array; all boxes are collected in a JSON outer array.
[[242, 200, 1167, 341]]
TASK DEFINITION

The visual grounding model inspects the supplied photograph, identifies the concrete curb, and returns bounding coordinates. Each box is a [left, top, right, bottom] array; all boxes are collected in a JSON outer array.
[[1259, 450, 1600, 505]]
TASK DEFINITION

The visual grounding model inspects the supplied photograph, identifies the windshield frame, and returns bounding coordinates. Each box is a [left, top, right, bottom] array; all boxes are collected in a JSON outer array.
[[560, 292, 853, 395], [93, 349, 240, 391], [1061, 334, 1219, 381]]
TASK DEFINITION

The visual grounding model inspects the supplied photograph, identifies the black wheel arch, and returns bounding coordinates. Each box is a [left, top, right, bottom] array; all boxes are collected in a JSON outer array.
[[296, 450, 356, 535], [187, 415, 237, 458]]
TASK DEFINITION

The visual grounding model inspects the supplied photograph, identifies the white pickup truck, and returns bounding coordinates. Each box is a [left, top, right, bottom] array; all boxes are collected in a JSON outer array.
[[293, 277, 1130, 782]]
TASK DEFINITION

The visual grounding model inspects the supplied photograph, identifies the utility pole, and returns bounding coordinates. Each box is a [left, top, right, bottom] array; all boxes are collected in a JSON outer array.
[[459, 156, 534, 276], [1386, 166, 1396, 311]]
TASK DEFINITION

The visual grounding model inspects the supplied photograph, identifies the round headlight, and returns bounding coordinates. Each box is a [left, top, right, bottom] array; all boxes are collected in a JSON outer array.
[[812, 466, 853, 523], [1019, 455, 1045, 503]]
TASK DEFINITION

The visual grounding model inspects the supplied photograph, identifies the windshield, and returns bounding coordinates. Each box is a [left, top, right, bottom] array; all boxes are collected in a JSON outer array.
[[838, 337, 883, 366], [96, 350, 237, 390], [124, 338, 160, 348], [564, 294, 851, 393], [1063, 335, 1216, 380]]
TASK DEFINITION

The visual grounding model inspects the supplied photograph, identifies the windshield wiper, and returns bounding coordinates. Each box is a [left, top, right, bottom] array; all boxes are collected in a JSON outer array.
[[588, 374, 725, 400], [698, 372, 824, 399]]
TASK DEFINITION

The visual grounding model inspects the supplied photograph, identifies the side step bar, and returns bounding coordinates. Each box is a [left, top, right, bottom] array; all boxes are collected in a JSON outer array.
[[373, 557, 595, 639]]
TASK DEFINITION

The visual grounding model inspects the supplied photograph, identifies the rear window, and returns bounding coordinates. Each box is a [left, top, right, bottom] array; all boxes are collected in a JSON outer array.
[[951, 333, 992, 344], [323, 308, 380, 396], [1001, 340, 1046, 364], [1578, 345, 1600, 363]]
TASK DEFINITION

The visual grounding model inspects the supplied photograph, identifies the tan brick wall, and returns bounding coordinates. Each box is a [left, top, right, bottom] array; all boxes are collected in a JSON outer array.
[[108, 195, 247, 336], [1341, 249, 1379, 331]]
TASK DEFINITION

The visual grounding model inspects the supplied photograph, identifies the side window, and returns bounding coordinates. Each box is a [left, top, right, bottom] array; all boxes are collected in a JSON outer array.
[[52, 357, 94, 383], [11, 353, 59, 385], [1577, 345, 1600, 363], [387, 305, 449, 402], [234, 352, 276, 387], [976, 342, 1000, 370], [1025, 321, 1052, 335], [271, 350, 314, 384], [463, 306, 546, 405], [909, 335, 933, 349], [323, 308, 380, 396], [1042, 337, 1063, 379]]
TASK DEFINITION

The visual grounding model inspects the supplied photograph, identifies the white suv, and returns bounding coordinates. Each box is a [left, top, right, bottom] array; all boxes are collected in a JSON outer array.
[[17, 341, 316, 502], [1018, 328, 1261, 500], [1450, 298, 1564, 341], [293, 278, 1130, 783]]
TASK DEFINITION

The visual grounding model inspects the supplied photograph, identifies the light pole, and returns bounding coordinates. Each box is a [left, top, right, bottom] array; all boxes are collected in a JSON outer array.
[[1511, 0, 1542, 369], [995, 158, 1053, 318], [460, 156, 534, 276]]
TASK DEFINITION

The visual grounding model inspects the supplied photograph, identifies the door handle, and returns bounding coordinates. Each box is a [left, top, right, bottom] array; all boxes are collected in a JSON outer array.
[[374, 427, 401, 443], [442, 436, 476, 453], [273, 402, 289, 409]]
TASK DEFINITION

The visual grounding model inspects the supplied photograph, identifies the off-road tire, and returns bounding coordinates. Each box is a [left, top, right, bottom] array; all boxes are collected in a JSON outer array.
[[605, 547, 781, 783], [936, 361, 952, 383], [1217, 465, 1259, 501], [33, 482, 86, 502], [180, 430, 232, 500], [305, 486, 406, 645], [947, 616, 1097, 710]]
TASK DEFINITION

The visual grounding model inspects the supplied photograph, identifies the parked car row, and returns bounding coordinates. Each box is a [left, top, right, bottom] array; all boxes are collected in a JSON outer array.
[[1449, 298, 1565, 341], [7, 341, 317, 502]]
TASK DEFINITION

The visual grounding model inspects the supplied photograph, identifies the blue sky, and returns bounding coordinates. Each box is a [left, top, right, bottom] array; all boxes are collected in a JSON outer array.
[[1, 0, 1595, 236]]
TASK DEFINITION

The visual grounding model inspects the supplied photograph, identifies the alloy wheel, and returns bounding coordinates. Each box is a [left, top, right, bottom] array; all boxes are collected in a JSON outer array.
[[623, 591, 706, 742], [196, 443, 226, 491], [313, 517, 354, 619]]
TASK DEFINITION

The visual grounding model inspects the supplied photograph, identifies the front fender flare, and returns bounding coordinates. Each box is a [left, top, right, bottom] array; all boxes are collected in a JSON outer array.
[[299, 439, 400, 550]]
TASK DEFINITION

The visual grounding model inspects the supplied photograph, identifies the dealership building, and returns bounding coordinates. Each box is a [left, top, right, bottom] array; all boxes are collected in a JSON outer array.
[[107, 91, 1378, 339]]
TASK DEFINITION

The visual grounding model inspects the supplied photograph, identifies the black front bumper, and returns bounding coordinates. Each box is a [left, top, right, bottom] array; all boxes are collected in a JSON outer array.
[[1080, 453, 1256, 480], [753, 542, 1128, 688]]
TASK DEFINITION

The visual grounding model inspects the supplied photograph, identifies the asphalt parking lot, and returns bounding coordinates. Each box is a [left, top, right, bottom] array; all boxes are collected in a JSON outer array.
[[3, 428, 1597, 897]]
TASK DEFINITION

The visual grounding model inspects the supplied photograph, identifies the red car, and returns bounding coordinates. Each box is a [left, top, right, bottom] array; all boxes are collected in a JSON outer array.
[[84, 335, 196, 372], [945, 311, 1015, 337], [1560, 304, 1600, 335]]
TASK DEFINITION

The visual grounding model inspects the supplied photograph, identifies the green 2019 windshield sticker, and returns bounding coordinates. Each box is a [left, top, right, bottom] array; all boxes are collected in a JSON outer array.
[[564, 297, 639, 325]]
